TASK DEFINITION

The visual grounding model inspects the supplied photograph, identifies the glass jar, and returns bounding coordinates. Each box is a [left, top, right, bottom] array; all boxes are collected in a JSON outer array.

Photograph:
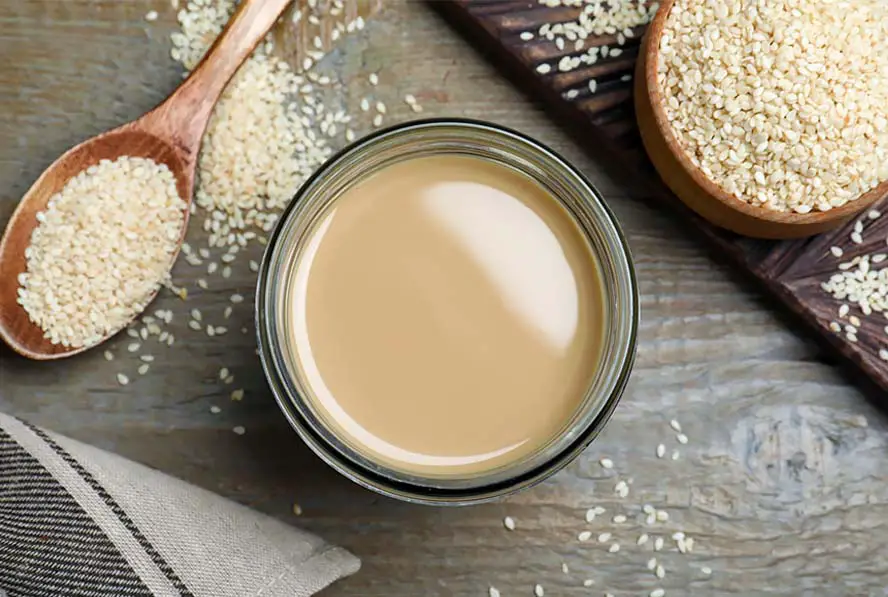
[[256, 119, 638, 505]]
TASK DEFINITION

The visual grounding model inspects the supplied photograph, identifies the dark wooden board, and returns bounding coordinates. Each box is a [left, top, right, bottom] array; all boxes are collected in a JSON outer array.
[[431, 0, 888, 397]]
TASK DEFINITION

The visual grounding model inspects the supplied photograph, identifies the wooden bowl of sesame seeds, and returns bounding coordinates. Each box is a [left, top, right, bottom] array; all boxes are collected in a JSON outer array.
[[634, 0, 888, 240]]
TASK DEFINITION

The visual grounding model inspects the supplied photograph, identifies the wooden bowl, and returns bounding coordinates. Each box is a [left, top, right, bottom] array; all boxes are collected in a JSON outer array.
[[634, 0, 888, 240]]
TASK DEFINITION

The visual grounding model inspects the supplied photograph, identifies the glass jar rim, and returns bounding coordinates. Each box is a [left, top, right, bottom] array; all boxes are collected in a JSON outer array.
[[256, 118, 639, 504]]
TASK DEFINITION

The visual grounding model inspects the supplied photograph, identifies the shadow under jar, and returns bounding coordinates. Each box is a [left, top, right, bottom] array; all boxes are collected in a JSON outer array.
[[257, 119, 638, 505]]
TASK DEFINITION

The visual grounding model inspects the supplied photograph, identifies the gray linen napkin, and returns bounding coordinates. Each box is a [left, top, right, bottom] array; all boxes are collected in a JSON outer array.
[[0, 412, 359, 597]]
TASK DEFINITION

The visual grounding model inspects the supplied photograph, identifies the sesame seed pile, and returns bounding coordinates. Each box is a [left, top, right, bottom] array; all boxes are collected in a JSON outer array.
[[657, 0, 888, 214], [494, 419, 712, 597], [821, 208, 888, 361], [17, 157, 185, 348]]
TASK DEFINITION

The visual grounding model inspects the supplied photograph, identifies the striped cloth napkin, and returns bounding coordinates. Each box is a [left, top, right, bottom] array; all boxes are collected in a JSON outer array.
[[0, 413, 359, 597]]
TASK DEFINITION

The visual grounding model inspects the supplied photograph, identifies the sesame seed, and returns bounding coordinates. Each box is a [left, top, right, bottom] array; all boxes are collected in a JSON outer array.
[[232, 426, 246, 436], [360, 98, 370, 111], [655, 565, 665, 579], [608, 543, 620, 553], [104, 350, 114, 361], [117, 373, 130, 386], [128, 342, 141, 353], [520, 32, 534, 41], [219, 367, 230, 380], [503, 516, 516, 531], [369, 73, 379, 86], [585, 508, 598, 522], [671, 450, 680, 460], [654, 537, 664, 551], [830, 246, 844, 257], [656, 510, 669, 522], [210, 406, 221, 414], [534, 584, 544, 597], [231, 389, 245, 401], [647, 558, 657, 571], [650, 589, 665, 597], [669, 419, 681, 432], [138, 364, 150, 375], [578, 530, 593, 542], [656, 443, 666, 458], [489, 588, 500, 597], [701, 566, 712, 575], [612, 515, 627, 523], [839, 304, 850, 317], [372, 114, 383, 127], [597, 532, 611, 543], [292, 502, 303, 516], [189, 320, 201, 331], [561, 562, 569, 574], [536, 63, 552, 74], [376, 101, 387, 114], [145, 10, 158, 21], [583, 579, 594, 587], [599, 457, 614, 469], [676, 433, 688, 445]]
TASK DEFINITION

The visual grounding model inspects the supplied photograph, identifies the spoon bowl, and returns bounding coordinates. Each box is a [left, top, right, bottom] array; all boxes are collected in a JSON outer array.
[[0, 127, 194, 360], [0, 0, 293, 360]]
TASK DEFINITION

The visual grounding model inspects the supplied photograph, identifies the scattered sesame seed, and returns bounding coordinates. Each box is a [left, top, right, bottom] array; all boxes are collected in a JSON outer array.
[[104, 350, 114, 361], [210, 406, 221, 414], [582, 579, 594, 587], [701, 566, 712, 575], [671, 450, 680, 461], [656, 510, 669, 522], [489, 588, 500, 597], [612, 515, 627, 524], [608, 543, 620, 553], [189, 320, 202, 331], [520, 32, 534, 41], [536, 63, 552, 74], [656, 444, 666, 458], [138, 364, 150, 375], [578, 530, 593, 542], [219, 367, 230, 380], [231, 388, 245, 401], [117, 373, 130, 386], [534, 584, 544, 597], [637, 534, 649, 545], [376, 101, 387, 114], [360, 98, 370, 112], [128, 342, 141, 353], [669, 419, 681, 432], [599, 457, 614, 469], [372, 114, 383, 127], [654, 537, 664, 551], [232, 426, 246, 436], [597, 532, 612, 543], [831, 246, 844, 257], [647, 558, 657, 571], [655, 565, 665, 579], [504, 516, 516, 531], [650, 589, 665, 597], [676, 433, 688, 445], [145, 10, 159, 21]]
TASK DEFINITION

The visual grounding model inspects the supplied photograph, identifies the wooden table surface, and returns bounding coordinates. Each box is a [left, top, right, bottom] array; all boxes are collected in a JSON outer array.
[[2, 2, 887, 595]]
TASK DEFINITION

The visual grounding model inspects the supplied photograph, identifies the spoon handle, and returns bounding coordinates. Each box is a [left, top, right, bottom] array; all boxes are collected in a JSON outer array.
[[142, 0, 294, 160]]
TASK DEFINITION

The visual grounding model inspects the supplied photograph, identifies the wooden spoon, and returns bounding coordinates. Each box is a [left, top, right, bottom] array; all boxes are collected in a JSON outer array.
[[0, 0, 293, 360]]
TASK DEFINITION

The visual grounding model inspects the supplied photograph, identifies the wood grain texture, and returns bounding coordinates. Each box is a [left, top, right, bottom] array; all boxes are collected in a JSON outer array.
[[431, 0, 888, 398], [1, 1, 888, 595]]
